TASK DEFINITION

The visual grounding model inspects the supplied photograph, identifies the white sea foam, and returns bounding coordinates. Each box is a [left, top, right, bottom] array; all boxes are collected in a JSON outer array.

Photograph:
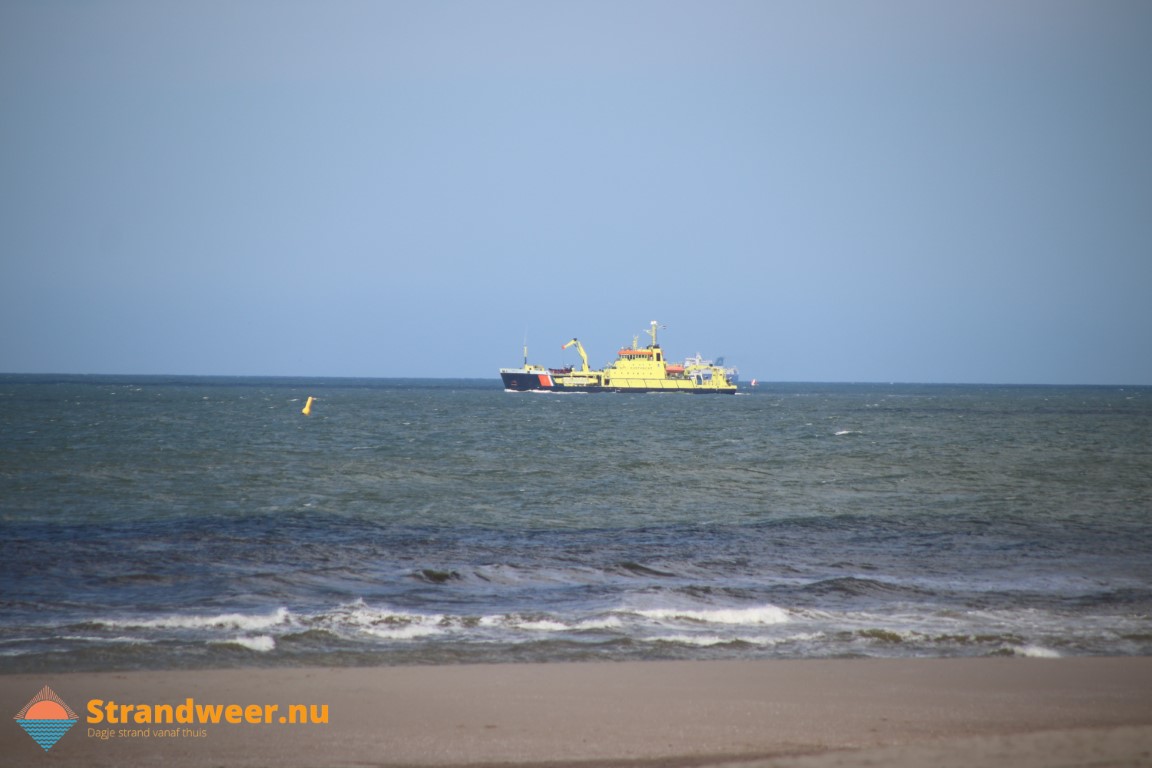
[[574, 616, 625, 631], [97, 607, 291, 631], [211, 635, 276, 652], [59, 635, 150, 645], [362, 623, 443, 640], [477, 614, 571, 632], [322, 601, 447, 639], [643, 631, 824, 648], [1012, 644, 1061, 658], [632, 605, 790, 626], [516, 619, 571, 632]]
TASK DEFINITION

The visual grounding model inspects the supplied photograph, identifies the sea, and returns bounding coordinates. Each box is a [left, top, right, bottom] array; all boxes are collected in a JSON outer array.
[[2, 375, 1150, 672]]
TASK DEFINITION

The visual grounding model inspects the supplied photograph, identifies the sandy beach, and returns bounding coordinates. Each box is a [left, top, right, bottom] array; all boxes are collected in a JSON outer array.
[[4, 657, 1151, 767]]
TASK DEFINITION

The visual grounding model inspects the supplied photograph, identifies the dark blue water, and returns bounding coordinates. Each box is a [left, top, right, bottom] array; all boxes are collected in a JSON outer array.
[[2, 375, 1150, 671]]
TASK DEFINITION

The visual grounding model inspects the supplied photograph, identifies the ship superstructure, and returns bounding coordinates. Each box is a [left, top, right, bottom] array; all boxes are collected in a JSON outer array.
[[500, 321, 737, 394]]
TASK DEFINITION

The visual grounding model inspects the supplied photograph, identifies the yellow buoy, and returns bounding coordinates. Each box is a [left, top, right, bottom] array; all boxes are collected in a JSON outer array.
[[301, 396, 314, 415]]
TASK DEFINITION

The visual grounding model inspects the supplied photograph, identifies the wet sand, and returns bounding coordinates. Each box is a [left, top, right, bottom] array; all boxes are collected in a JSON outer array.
[[4, 657, 1151, 767]]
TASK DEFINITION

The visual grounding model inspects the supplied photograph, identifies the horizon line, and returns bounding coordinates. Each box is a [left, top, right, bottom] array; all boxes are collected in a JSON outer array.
[[1, 372, 1148, 388]]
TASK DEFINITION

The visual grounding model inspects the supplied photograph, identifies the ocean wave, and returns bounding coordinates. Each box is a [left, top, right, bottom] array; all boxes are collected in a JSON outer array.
[[91, 607, 291, 632], [58, 635, 151, 645], [642, 631, 825, 649], [9, 597, 1147, 671], [629, 605, 791, 626], [209, 635, 276, 652], [1008, 644, 1061, 658], [308, 601, 447, 637], [514, 619, 572, 632], [294, 602, 798, 641], [478, 612, 613, 633], [800, 577, 932, 599], [643, 634, 763, 647], [361, 623, 444, 640], [4, 595, 1144, 670], [614, 562, 680, 578]]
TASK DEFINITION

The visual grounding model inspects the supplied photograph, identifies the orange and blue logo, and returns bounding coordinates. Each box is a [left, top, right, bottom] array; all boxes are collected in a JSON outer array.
[[14, 685, 78, 751]]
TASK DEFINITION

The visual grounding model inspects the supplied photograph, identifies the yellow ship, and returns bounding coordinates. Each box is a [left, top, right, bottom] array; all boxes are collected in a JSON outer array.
[[500, 321, 737, 394]]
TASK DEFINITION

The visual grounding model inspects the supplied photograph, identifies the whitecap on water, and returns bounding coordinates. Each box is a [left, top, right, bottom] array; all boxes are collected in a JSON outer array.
[[94, 607, 291, 632], [1011, 644, 1061, 658], [631, 605, 791, 626], [210, 635, 276, 652]]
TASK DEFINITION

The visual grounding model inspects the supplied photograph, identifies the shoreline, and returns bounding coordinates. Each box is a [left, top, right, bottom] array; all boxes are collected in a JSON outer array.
[[4, 657, 1151, 767]]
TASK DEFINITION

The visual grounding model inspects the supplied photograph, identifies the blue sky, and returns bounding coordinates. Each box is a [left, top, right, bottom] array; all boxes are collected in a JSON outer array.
[[2, 1, 1150, 384]]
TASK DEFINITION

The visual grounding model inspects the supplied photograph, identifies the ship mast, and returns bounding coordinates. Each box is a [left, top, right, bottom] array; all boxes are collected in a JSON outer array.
[[646, 321, 663, 363]]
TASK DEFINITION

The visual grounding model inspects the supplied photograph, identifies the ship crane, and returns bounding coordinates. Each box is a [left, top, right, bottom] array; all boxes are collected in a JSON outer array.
[[561, 338, 591, 373]]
